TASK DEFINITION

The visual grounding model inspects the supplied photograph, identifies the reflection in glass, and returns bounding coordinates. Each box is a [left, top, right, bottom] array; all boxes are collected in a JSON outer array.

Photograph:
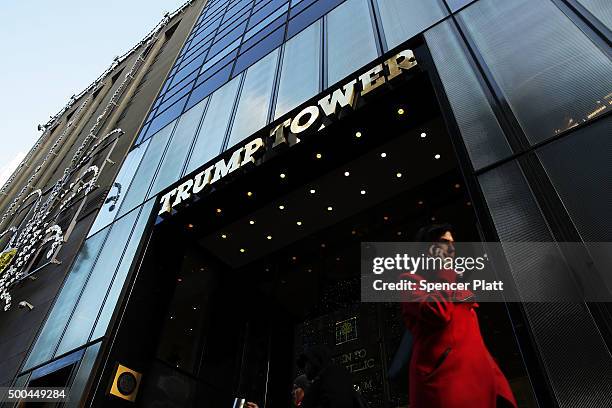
[[326, 0, 378, 85], [88, 138, 151, 237], [116, 120, 176, 219], [425, 21, 511, 170], [23, 229, 110, 370], [227, 48, 280, 148], [576, 0, 612, 30], [92, 199, 155, 339], [186, 76, 242, 173], [148, 99, 208, 198], [55, 209, 140, 356], [274, 19, 321, 119], [65, 342, 101, 408], [376, 0, 448, 49], [461, 0, 612, 144]]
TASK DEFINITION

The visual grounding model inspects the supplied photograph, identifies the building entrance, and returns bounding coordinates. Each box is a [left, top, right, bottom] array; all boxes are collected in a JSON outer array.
[[103, 64, 537, 408]]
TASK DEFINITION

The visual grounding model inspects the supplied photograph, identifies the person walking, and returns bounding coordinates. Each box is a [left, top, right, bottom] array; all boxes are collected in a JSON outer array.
[[401, 223, 517, 408], [297, 345, 355, 408]]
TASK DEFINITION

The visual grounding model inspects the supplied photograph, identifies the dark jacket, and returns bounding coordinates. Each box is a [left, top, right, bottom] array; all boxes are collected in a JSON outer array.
[[298, 346, 355, 408]]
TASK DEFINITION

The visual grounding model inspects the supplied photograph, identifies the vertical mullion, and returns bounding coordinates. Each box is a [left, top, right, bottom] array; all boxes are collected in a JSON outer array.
[[551, 0, 612, 54]]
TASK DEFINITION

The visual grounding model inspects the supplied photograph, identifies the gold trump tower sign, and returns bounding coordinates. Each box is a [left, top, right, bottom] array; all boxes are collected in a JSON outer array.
[[158, 49, 418, 216]]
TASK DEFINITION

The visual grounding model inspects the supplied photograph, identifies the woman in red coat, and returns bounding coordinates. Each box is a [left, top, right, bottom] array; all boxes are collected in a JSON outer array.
[[401, 224, 517, 408]]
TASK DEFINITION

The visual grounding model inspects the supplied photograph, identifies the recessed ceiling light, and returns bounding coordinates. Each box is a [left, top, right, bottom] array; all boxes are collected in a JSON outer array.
[[360, 190, 366, 195], [431, 216, 436, 221], [383, 216, 389, 221], [216, 208, 222, 214], [240, 248, 246, 253], [355, 131, 362, 138], [320, 243, 326, 248], [397, 108, 405, 115], [170, 316, 174, 320], [434, 154, 441, 160], [380, 152, 387, 158], [221, 234, 227, 239], [247, 191, 253, 197], [344, 171, 350, 177], [327, 206, 333, 211], [396, 172, 402, 178], [267, 235, 272, 240], [466, 201, 472, 206], [454, 183, 461, 189], [292, 256, 297, 261], [397, 231, 402, 236], [280, 173, 286, 179], [315, 153, 322, 159], [420, 132, 427, 138], [309, 189, 316, 194], [278, 204, 285, 210], [296, 221, 302, 226], [177, 278, 183, 282], [187, 223, 194, 229], [249, 220, 255, 225], [418, 200, 424, 205]]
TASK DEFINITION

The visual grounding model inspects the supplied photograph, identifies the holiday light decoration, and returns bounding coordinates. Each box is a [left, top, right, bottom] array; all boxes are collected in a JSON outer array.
[[0, 0, 197, 311]]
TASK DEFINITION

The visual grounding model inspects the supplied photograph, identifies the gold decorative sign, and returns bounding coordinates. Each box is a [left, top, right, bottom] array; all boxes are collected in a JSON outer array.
[[0, 249, 17, 275], [336, 316, 358, 345], [158, 49, 418, 216]]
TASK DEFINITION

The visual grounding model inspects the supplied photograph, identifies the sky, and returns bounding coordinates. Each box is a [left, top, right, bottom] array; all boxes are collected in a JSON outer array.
[[0, 0, 189, 185]]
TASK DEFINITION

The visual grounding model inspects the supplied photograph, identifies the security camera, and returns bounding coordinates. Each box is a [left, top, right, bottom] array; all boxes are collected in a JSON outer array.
[[18, 301, 34, 311]]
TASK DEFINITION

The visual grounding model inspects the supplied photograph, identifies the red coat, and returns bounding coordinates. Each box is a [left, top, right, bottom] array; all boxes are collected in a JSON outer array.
[[400, 269, 517, 408]]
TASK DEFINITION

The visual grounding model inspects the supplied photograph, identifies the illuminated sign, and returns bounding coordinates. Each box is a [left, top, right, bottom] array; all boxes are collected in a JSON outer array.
[[158, 49, 418, 216]]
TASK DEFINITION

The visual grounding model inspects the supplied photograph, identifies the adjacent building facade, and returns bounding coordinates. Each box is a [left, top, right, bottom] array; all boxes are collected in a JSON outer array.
[[1, 0, 611, 406]]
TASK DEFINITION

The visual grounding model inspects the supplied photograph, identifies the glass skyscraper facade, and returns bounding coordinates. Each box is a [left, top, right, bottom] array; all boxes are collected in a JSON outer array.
[[8, 0, 611, 406]]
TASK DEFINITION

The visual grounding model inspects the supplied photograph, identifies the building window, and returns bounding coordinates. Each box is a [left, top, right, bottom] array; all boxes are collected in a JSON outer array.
[[186, 75, 242, 174], [460, 0, 612, 144], [89, 139, 151, 236], [227, 48, 280, 149], [575, 0, 612, 30], [326, 0, 379, 86], [149, 99, 208, 198], [425, 20, 512, 170], [117, 120, 176, 219], [274, 19, 321, 119], [376, 0, 448, 50]]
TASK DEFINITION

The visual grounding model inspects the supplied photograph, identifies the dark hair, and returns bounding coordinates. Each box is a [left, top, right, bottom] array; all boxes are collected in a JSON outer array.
[[414, 223, 454, 243]]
